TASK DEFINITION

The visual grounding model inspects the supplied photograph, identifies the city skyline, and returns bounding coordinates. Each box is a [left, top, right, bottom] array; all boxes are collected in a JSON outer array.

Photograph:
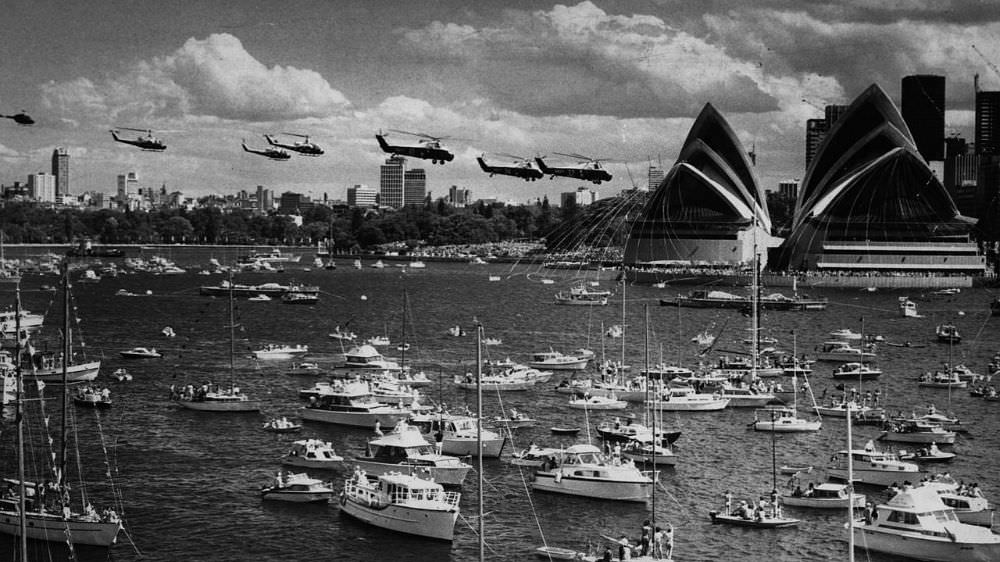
[[1, 1, 999, 202]]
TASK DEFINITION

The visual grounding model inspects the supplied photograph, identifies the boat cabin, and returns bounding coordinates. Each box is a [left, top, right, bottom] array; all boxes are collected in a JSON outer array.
[[285, 439, 341, 461]]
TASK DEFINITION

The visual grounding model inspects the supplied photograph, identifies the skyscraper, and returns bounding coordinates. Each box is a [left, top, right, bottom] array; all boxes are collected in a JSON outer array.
[[380, 156, 405, 208], [901, 75, 945, 161], [647, 164, 665, 191], [51, 147, 69, 198], [975, 77, 1000, 155], [805, 105, 850, 169], [403, 168, 426, 206]]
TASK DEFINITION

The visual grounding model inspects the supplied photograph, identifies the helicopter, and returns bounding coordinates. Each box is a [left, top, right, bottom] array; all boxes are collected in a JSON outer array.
[[264, 133, 324, 156], [2, 110, 34, 126], [535, 153, 613, 184], [476, 153, 543, 181], [242, 138, 291, 161], [376, 129, 454, 164], [110, 127, 167, 151]]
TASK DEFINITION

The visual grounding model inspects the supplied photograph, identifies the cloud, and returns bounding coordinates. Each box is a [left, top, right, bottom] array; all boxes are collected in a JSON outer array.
[[397, 1, 781, 119], [41, 33, 349, 123]]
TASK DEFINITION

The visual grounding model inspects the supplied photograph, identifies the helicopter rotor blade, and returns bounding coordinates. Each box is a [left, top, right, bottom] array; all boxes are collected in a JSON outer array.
[[281, 132, 310, 138], [387, 129, 422, 138], [117, 126, 153, 133]]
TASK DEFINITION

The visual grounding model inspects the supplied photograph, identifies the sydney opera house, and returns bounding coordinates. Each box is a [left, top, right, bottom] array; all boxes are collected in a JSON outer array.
[[625, 84, 985, 287]]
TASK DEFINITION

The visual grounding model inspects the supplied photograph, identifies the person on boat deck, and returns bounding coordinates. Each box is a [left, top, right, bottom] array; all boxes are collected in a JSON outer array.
[[724, 491, 733, 515], [618, 537, 631, 561], [792, 485, 803, 498], [804, 483, 815, 497], [601, 547, 613, 562], [639, 520, 651, 555]]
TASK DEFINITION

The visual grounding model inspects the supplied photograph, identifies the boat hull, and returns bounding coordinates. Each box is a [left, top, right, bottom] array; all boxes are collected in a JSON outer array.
[[708, 511, 799, 527], [175, 398, 262, 412], [649, 399, 729, 411], [281, 458, 343, 470], [0, 510, 121, 546], [878, 432, 956, 444], [752, 420, 822, 432], [828, 468, 922, 487], [782, 493, 866, 509], [532, 473, 651, 502], [339, 495, 457, 541], [440, 437, 505, 458], [261, 490, 333, 503], [299, 407, 409, 428], [853, 526, 1000, 562], [29, 360, 102, 383]]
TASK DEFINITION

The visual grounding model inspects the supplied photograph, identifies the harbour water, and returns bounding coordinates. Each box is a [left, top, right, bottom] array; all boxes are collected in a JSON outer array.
[[1, 248, 998, 561]]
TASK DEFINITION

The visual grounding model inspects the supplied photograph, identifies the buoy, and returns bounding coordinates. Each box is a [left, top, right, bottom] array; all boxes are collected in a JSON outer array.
[[360, 295, 368, 301]]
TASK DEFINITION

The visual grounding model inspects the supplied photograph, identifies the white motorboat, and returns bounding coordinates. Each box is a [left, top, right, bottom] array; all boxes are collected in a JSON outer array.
[[918, 370, 968, 388], [915, 479, 996, 527], [263, 417, 302, 433], [248, 294, 272, 301], [408, 412, 506, 458], [751, 407, 822, 432], [814, 398, 884, 420], [510, 445, 564, 468], [342, 344, 401, 371], [119, 346, 162, 359], [281, 439, 344, 469], [831, 362, 882, 380], [783, 481, 865, 509], [897, 442, 956, 463], [879, 419, 957, 444], [815, 341, 876, 362], [828, 440, 922, 487], [718, 384, 776, 407], [0, 308, 44, 335], [852, 486, 1000, 561], [286, 362, 323, 376], [252, 344, 308, 360], [329, 326, 357, 341], [829, 328, 862, 340], [649, 386, 729, 411], [354, 421, 472, 486], [174, 383, 261, 412], [619, 440, 676, 466], [527, 349, 591, 371], [261, 472, 334, 503], [365, 335, 390, 346], [453, 369, 536, 391], [532, 444, 656, 502], [300, 381, 410, 428], [339, 470, 461, 541], [72, 386, 112, 409], [568, 394, 628, 410]]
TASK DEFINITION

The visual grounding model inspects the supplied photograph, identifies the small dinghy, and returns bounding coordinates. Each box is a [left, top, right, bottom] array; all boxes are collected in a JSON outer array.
[[550, 427, 580, 436], [534, 546, 585, 560], [263, 417, 303, 433]]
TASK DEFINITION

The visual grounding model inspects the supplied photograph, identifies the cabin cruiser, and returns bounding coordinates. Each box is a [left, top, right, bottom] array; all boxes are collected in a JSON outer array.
[[852, 486, 1000, 561], [252, 344, 308, 360], [815, 341, 876, 362], [261, 472, 334, 503], [532, 444, 656, 502], [828, 440, 922, 487], [339, 470, 461, 541], [831, 362, 882, 380], [751, 406, 822, 432], [281, 439, 344, 469], [783, 482, 865, 509], [879, 419, 957, 445], [649, 386, 729, 411], [354, 421, 472, 486], [299, 381, 410, 428], [342, 345, 402, 371], [527, 349, 592, 371], [408, 412, 506, 458]]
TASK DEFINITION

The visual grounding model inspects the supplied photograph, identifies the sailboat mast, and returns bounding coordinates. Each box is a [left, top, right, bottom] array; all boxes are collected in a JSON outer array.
[[620, 281, 626, 371], [229, 271, 236, 379], [644, 304, 655, 528], [751, 217, 759, 378], [15, 281, 28, 561], [847, 401, 856, 561], [476, 323, 484, 562], [400, 291, 407, 368], [59, 260, 70, 511]]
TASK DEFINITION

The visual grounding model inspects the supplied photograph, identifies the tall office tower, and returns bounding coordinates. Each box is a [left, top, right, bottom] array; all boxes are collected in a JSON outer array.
[[117, 172, 138, 203], [51, 147, 69, 198], [448, 185, 469, 207], [647, 164, 665, 191], [380, 156, 405, 208], [975, 76, 1000, 155], [347, 184, 378, 207], [901, 75, 945, 161], [28, 172, 56, 202], [824, 105, 849, 127], [805, 119, 828, 168], [778, 180, 799, 201], [403, 168, 426, 206]]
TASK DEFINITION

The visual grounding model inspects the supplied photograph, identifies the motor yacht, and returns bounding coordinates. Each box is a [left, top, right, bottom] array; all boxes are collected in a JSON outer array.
[[532, 444, 656, 502]]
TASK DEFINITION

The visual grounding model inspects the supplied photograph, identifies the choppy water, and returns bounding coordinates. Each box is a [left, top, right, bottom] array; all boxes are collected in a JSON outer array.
[[1, 247, 999, 561]]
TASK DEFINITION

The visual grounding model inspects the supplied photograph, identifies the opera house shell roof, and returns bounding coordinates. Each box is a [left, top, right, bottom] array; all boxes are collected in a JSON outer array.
[[778, 84, 978, 271], [624, 103, 772, 266]]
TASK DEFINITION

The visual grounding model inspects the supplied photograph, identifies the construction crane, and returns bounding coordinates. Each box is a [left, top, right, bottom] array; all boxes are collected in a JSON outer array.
[[972, 44, 1000, 85]]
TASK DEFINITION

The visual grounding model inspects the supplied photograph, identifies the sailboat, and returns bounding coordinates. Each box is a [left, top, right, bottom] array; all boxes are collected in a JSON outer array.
[[752, 331, 822, 432], [0, 270, 123, 547], [174, 272, 262, 412]]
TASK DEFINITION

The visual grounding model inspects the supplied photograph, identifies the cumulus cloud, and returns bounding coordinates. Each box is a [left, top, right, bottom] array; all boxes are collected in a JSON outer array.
[[397, 1, 781, 119], [41, 33, 349, 123]]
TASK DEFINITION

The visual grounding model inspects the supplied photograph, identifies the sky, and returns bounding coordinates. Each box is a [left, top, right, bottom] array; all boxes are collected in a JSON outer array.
[[1, 0, 999, 205]]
